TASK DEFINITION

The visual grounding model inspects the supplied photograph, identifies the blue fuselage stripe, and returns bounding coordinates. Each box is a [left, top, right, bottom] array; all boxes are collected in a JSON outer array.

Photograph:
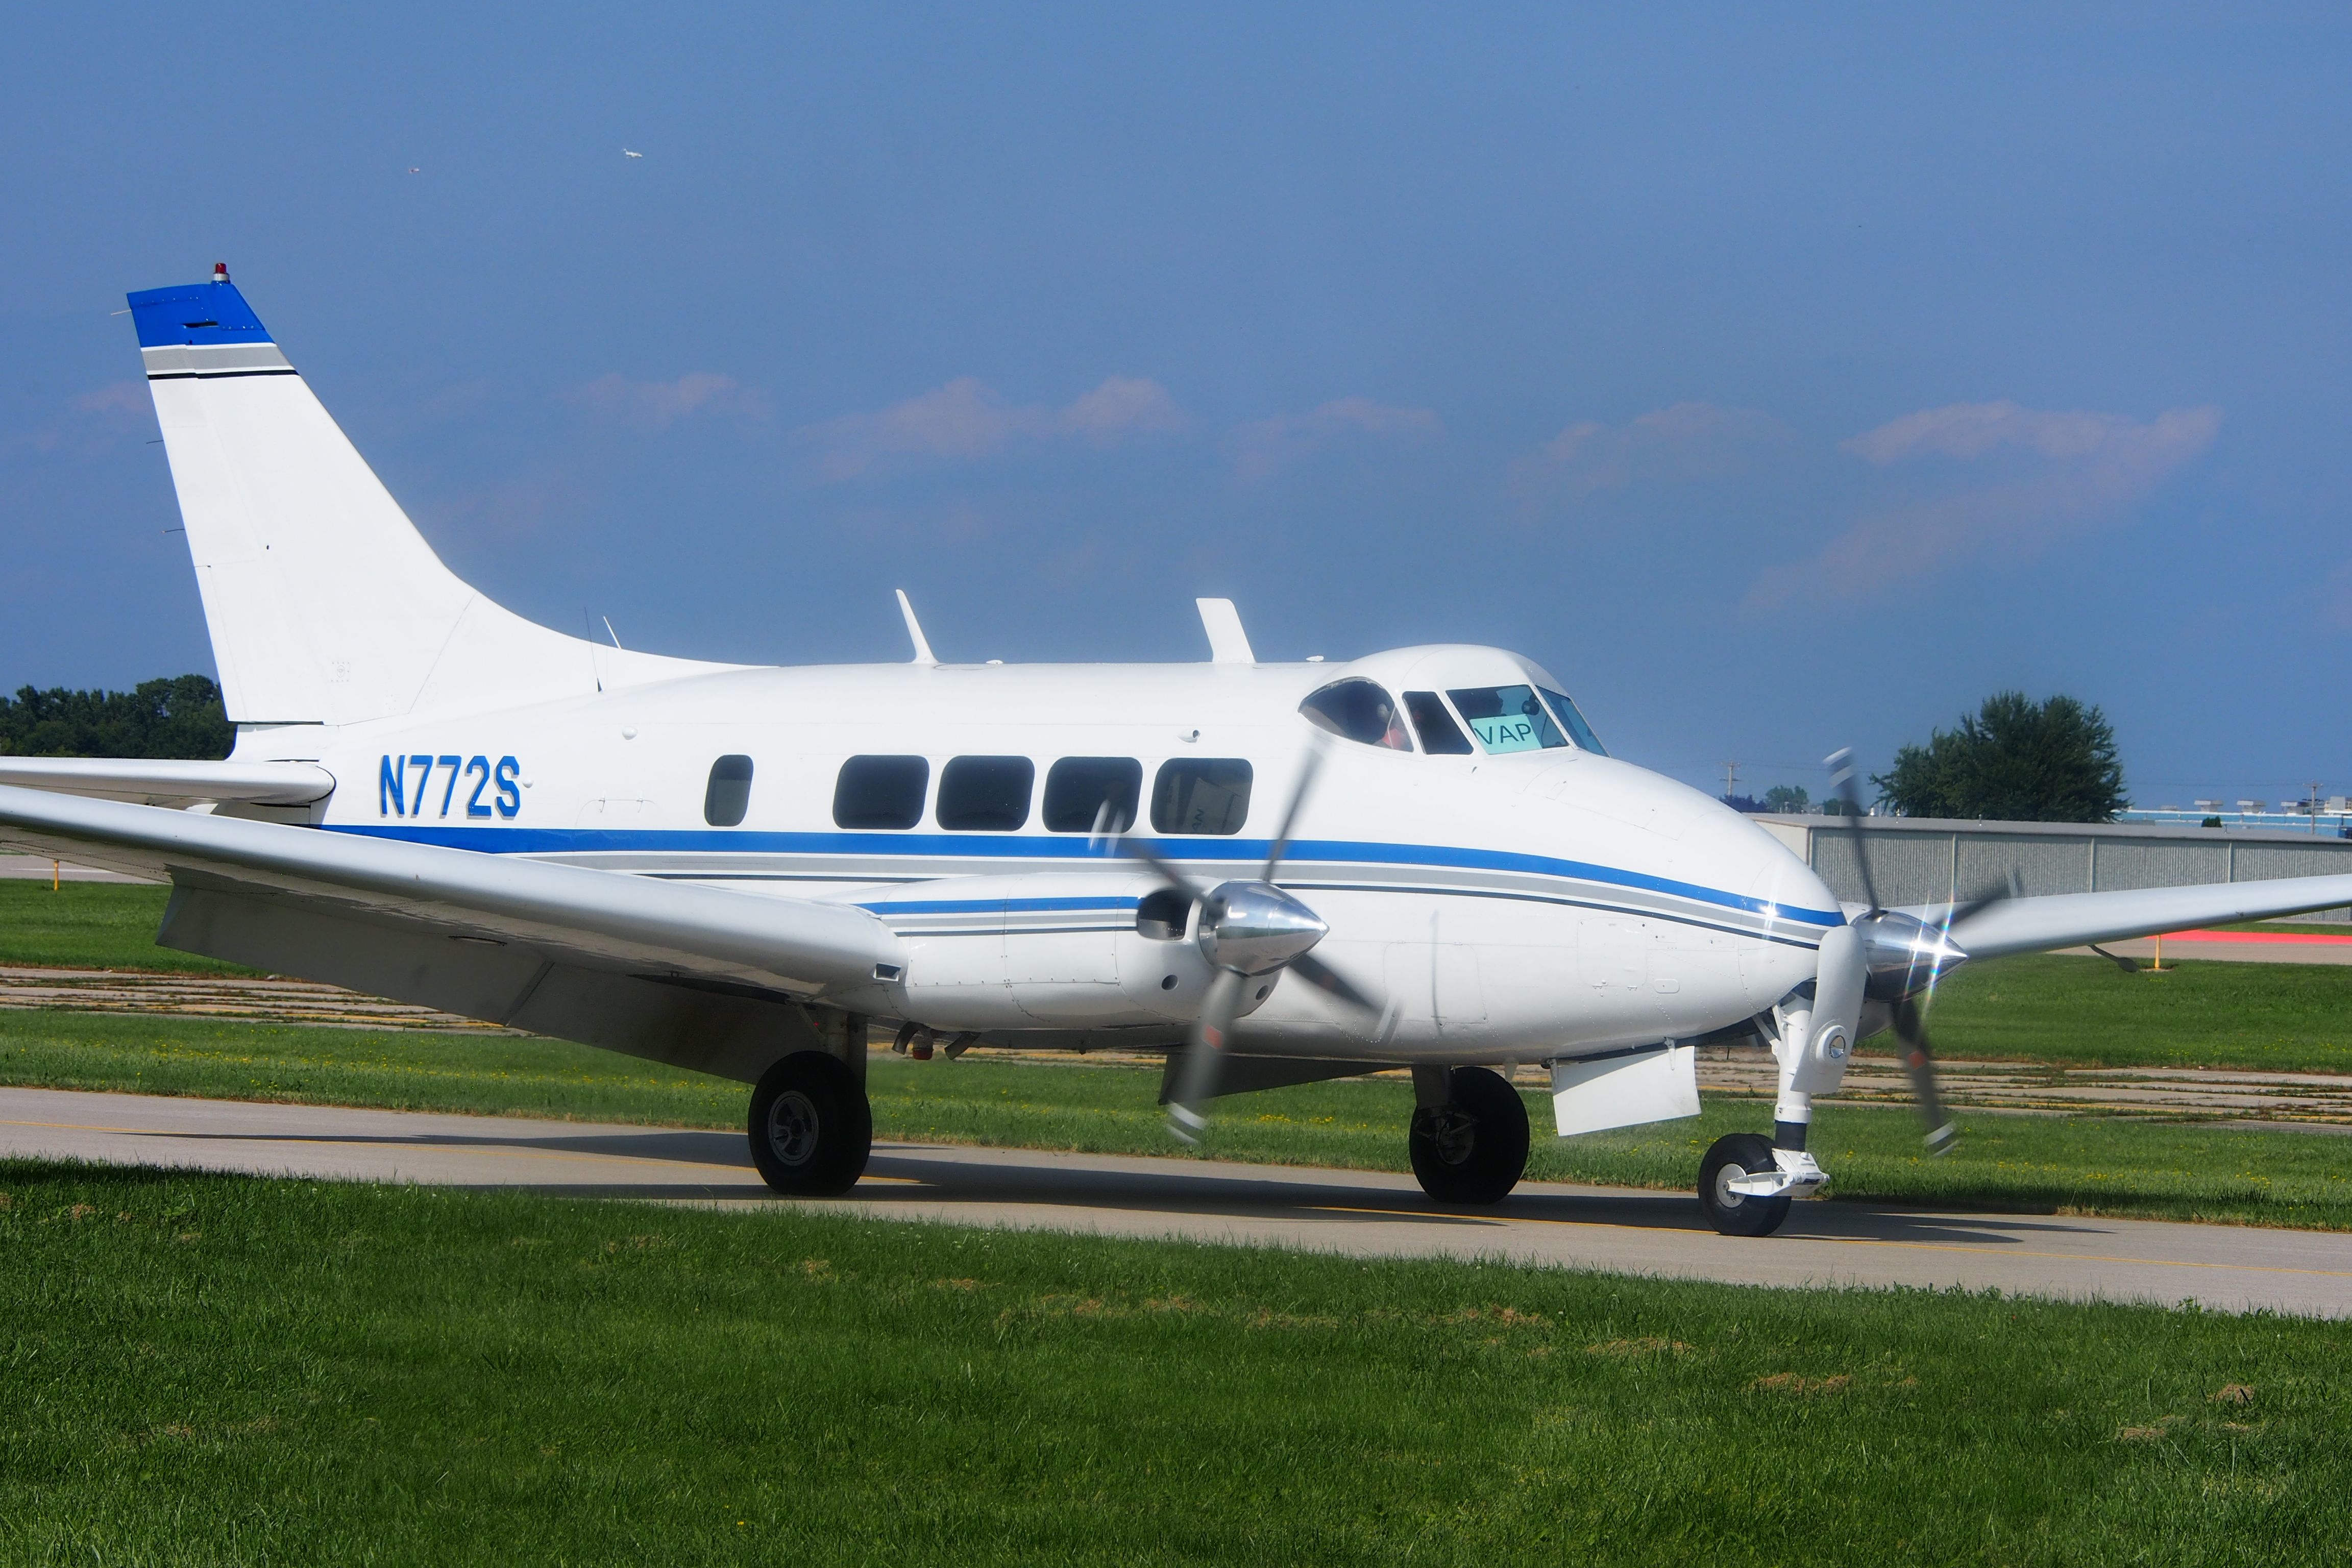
[[320, 825, 1845, 928], [857, 895, 1140, 915]]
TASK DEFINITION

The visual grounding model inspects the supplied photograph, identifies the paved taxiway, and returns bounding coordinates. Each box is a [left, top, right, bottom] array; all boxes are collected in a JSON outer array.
[[5, 1085, 2348, 1317]]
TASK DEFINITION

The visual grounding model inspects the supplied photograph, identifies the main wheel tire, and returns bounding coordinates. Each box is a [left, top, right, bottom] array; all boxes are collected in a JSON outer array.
[[1408, 1066, 1531, 1205], [1698, 1132, 1791, 1237], [748, 1051, 872, 1196]]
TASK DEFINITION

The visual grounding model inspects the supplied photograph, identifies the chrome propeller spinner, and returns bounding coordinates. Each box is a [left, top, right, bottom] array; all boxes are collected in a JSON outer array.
[[1117, 742, 1379, 1144]]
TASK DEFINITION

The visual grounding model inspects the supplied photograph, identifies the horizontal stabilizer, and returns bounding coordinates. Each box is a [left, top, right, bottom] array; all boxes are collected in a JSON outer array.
[[0, 757, 334, 807]]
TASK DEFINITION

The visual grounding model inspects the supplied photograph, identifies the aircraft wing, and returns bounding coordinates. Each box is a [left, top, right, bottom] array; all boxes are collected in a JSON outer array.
[[0, 757, 335, 807], [0, 783, 897, 997], [1925, 874, 2352, 962]]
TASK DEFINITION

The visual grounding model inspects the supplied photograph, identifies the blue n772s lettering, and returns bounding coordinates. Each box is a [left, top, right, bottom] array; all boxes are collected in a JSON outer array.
[[378, 754, 520, 819]]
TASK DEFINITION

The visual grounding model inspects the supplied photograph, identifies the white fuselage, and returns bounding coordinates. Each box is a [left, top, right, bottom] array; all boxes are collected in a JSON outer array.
[[234, 643, 1842, 1064]]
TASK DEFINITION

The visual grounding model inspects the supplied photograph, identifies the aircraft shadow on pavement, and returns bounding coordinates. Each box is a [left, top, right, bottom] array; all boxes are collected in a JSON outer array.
[[860, 1150, 2110, 1247], [119, 1126, 2115, 1247], [143, 1125, 746, 1165]]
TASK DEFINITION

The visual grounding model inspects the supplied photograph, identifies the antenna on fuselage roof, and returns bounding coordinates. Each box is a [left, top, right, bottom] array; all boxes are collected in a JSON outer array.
[[1196, 597, 1255, 664], [895, 590, 937, 665]]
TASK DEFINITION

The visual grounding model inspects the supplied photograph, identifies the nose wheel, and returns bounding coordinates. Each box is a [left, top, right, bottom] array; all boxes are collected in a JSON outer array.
[[1408, 1066, 1530, 1204], [1697, 1133, 1792, 1237]]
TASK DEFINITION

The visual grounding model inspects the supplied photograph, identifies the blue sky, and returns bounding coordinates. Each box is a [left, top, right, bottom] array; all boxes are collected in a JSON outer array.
[[4, 5, 2347, 806]]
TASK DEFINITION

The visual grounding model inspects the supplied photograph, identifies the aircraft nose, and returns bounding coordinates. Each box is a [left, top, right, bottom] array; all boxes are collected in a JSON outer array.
[[1737, 814, 1844, 936], [1673, 785, 1844, 936]]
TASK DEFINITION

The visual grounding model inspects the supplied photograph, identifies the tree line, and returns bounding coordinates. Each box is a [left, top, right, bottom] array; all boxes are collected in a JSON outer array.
[[1745, 692, 2128, 824], [0, 675, 232, 760]]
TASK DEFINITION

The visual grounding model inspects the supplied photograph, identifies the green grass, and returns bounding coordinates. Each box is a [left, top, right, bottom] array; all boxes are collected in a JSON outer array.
[[2, 1166, 2344, 1567], [7, 1008, 2352, 1230], [0, 1009, 750, 1125], [0, 880, 250, 974], [1919, 953, 2352, 1073]]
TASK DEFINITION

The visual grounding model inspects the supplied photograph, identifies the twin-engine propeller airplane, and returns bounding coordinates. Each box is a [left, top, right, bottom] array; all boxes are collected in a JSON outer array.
[[12, 265, 2352, 1236]]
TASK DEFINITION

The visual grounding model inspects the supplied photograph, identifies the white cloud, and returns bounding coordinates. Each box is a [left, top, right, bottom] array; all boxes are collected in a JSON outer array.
[[568, 372, 768, 429], [1233, 396, 1440, 479], [1513, 402, 1788, 497], [72, 381, 148, 417], [3, 380, 153, 456], [1744, 401, 2222, 611], [800, 375, 1185, 480], [1842, 400, 2219, 467]]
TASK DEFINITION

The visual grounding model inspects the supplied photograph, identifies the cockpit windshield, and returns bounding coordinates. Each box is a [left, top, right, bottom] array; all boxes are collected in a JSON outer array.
[[1300, 679, 1412, 751], [1537, 688, 1607, 755], [1446, 684, 1569, 754]]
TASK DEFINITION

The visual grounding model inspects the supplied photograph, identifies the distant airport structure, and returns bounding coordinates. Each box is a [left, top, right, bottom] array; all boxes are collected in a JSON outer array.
[[2121, 800, 2352, 835], [1756, 813, 2352, 922]]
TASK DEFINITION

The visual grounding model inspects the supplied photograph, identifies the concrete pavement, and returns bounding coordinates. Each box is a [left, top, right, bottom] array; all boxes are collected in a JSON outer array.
[[5, 1085, 2349, 1317]]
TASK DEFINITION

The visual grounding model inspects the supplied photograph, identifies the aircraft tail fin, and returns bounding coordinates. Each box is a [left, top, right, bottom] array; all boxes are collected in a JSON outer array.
[[128, 268, 729, 730]]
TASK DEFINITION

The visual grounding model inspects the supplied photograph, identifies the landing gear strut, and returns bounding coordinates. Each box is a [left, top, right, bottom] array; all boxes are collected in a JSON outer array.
[[1408, 1066, 1530, 1204], [749, 1050, 872, 1195]]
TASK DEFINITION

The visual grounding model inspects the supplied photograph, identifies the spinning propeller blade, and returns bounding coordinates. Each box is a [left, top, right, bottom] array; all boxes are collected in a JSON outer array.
[[1827, 746, 1956, 1155], [1889, 996, 1957, 1157], [1165, 967, 1247, 1146]]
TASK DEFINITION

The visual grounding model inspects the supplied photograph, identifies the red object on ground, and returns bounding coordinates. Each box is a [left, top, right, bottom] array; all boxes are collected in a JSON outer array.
[[2161, 927, 2352, 946]]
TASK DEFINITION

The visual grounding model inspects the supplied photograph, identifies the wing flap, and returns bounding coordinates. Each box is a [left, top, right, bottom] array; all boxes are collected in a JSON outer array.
[[0, 783, 897, 995]]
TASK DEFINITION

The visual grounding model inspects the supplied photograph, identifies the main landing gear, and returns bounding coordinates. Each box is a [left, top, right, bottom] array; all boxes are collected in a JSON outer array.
[[1408, 1066, 1530, 1204], [749, 1050, 872, 1196]]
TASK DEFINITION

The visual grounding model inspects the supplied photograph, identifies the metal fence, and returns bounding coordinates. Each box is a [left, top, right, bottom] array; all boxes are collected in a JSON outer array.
[[1751, 814, 2352, 922]]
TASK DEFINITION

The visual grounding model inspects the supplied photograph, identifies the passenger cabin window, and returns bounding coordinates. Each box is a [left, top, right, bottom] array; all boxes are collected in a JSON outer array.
[[834, 755, 929, 829], [1538, 688, 1607, 755], [1043, 756, 1142, 833], [937, 755, 1035, 830], [703, 754, 754, 826], [1447, 685, 1570, 754], [1402, 692, 1473, 755], [1300, 678, 1411, 750], [1152, 759, 1253, 835]]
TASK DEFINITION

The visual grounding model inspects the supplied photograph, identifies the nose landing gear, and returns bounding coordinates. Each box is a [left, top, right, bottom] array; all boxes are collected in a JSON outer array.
[[1407, 1066, 1530, 1204], [1697, 1132, 1794, 1237]]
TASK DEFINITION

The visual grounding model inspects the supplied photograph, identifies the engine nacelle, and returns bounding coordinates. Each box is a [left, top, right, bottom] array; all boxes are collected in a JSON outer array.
[[838, 871, 1251, 1031]]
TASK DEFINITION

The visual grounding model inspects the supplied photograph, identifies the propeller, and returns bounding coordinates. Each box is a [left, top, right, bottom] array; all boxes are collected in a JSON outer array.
[[1115, 744, 1378, 1144], [1826, 748, 1961, 1156]]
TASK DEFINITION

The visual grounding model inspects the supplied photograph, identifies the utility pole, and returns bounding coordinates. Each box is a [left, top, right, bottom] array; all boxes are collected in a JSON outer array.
[[1723, 762, 1739, 802], [2314, 780, 2324, 837]]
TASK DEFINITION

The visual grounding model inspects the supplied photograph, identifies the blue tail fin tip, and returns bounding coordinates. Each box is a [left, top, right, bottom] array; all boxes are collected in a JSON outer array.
[[126, 268, 273, 349]]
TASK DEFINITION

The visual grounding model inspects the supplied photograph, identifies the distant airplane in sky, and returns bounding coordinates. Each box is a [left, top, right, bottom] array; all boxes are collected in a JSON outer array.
[[623, 149, 643, 159]]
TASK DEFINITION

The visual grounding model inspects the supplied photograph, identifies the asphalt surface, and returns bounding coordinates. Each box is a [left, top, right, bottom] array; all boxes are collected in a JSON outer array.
[[6, 1086, 2350, 1317]]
